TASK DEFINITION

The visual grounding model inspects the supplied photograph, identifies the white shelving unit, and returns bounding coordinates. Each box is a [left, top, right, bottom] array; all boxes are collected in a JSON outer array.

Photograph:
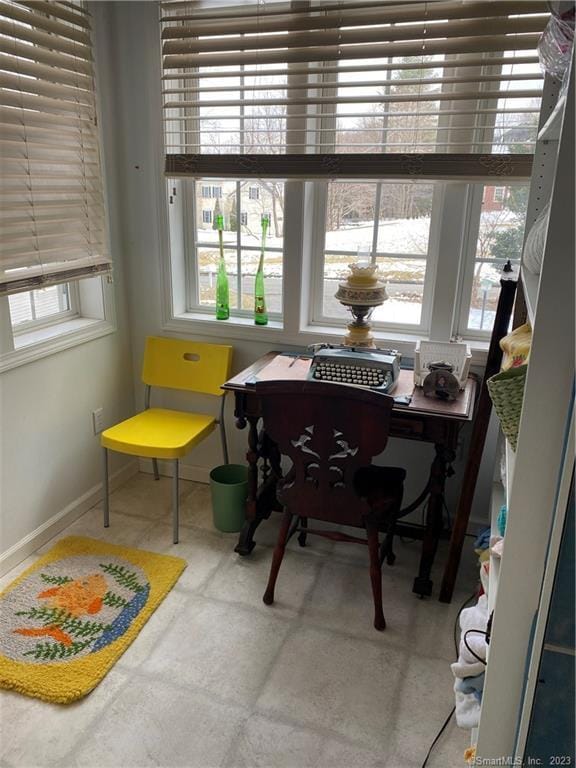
[[475, 55, 574, 761], [487, 440, 515, 618]]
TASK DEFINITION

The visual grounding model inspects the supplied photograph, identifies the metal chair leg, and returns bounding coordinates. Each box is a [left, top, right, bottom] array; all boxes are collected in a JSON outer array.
[[102, 447, 110, 528], [152, 458, 160, 481], [172, 459, 179, 544], [219, 393, 229, 465]]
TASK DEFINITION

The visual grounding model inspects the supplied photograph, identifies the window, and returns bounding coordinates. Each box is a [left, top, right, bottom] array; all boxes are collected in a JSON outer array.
[[201, 186, 212, 198], [493, 187, 506, 203], [460, 184, 529, 335], [212, 186, 222, 199], [317, 182, 434, 329], [8, 284, 75, 330], [161, 2, 546, 340], [0, 1, 114, 367], [189, 180, 284, 315]]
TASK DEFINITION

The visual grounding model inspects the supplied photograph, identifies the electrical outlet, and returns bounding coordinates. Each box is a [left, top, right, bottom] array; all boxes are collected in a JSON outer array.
[[92, 407, 104, 434]]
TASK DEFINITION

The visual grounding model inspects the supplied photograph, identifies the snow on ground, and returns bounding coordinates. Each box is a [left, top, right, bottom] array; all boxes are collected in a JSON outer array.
[[199, 218, 430, 281]]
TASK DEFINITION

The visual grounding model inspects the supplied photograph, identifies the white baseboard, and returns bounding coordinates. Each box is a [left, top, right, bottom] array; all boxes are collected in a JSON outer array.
[[139, 458, 210, 484], [0, 460, 138, 577]]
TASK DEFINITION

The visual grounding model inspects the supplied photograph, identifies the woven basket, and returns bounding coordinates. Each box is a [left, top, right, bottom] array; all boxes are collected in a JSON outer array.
[[487, 365, 527, 451]]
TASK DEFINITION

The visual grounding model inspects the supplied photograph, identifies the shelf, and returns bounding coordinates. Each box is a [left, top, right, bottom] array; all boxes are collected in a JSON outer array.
[[491, 480, 505, 529], [505, 439, 516, 505], [521, 268, 539, 326], [488, 480, 505, 615], [537, 93, 565, 142], [488, 552, 502, 617]]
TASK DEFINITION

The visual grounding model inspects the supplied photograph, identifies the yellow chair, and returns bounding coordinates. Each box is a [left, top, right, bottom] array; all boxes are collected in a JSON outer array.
[[101, 337, 233, 543]]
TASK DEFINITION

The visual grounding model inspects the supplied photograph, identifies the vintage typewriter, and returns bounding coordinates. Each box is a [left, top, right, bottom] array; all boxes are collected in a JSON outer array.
[[307, 345, 401, 394]]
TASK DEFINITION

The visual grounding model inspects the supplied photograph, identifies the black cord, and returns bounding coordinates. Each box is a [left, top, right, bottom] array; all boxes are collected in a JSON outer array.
[[463, 629, 488, 666], [453, 590, 479, 658], [420, 589, 479, 768], [421, 706, 456, 768]]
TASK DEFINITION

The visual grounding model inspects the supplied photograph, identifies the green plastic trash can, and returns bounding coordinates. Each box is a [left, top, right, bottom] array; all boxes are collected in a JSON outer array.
[[209, 464, 248, 533]]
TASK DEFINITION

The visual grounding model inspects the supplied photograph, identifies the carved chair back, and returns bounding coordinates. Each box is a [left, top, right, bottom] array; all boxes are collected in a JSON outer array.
[[255, 380, 394, 526]]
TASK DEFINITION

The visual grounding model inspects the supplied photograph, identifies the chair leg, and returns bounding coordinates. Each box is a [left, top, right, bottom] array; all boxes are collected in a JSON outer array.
[[297, 516, 308, 547], [172, 459, 179, 545], [102, 447, 110, 528], [152, 458, 160, 481], [366, 522, 386, 631], [219, 394, 229, 465], [263, 509, 293, 606], [382, 514, 397, 566]]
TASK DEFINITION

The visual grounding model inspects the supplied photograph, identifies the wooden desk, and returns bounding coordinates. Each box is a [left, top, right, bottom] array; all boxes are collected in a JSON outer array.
[[223, 352, 477, 600]]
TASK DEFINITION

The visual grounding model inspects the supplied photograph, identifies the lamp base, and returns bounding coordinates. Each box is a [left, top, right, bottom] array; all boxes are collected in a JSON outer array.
[[343, 322, 375, 348]]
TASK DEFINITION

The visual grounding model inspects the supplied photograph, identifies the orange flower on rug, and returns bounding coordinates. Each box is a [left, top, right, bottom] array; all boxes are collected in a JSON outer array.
[[0, 536, 186, 703]]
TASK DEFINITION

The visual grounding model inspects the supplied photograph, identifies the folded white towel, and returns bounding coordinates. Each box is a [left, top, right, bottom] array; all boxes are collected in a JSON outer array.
[[459, 594, 489, 664], [454, 688, 481, 729], [451, 658, 486, 679]]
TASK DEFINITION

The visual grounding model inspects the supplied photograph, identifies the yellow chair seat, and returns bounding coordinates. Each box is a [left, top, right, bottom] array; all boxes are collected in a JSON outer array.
[[101, 408, 216, 460]]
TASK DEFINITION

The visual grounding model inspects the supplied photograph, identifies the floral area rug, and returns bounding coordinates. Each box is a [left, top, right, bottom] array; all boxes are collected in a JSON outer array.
[[0, 536, 186, 703]]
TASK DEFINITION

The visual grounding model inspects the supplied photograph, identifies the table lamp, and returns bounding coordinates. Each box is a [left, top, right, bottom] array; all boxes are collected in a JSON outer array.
[[335, 262, 388, 347]]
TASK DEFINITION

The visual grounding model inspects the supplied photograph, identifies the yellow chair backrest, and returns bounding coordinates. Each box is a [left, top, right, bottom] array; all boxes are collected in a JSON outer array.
[[142, 337, 233, 397]]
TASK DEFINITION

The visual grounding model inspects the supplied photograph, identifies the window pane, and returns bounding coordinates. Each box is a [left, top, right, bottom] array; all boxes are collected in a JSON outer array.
[[194, 178, 284, 315], [195, 179, 237, 247], [325, 182, 377, 254], [467, 184, 529, 331], [377, 183, 433, 254], [373, 258, 425, 325], [8, 292, 33, 326], [240, 250, 283, 313], [322, 255, 424, 325], [240, 181, 284, 248], [8, 285, 70, 327], [321, 181, 431, 326], [468, 262, 504, 332], [333, 56, 444, 154], [197, 248, 238, 308], [476, 185, 528, 262]]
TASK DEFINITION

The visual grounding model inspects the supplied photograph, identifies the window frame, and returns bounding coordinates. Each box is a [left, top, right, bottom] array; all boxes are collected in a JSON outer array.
[[0, 275, 116, 373], [179, 177, 285, 320], [308, 179, 441, 335], [162, 48, 543, 360], [167, 173, 522, 353], [456, 181, 528, 340]]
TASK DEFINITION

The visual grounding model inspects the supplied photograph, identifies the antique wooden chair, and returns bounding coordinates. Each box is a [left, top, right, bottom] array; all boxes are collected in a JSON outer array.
[[255, 379, 406, 630]]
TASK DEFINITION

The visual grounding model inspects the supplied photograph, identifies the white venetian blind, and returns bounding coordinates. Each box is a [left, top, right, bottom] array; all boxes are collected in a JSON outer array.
[[160, 0, 548, 179], [0, 0, 111, 296]]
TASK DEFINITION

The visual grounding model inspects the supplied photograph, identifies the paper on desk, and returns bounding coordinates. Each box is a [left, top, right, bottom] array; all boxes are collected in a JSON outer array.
[[248, 354, 311, 383]]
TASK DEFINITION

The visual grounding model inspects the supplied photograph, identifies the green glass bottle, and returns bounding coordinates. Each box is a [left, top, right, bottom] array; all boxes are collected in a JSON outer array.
[[215, 214, 229, 320], [254, 214, 269, 325]]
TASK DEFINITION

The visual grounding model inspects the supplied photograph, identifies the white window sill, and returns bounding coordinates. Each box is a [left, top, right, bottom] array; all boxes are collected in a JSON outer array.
[[0, 317, 116, 374], [164, 311, 489, 365]]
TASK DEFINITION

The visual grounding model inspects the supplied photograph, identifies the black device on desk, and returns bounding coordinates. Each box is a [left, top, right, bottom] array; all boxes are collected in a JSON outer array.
[[307, 345, 401, 393]]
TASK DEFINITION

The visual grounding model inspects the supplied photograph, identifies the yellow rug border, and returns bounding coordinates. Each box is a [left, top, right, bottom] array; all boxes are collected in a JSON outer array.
[[0, 536, 186, 704]]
